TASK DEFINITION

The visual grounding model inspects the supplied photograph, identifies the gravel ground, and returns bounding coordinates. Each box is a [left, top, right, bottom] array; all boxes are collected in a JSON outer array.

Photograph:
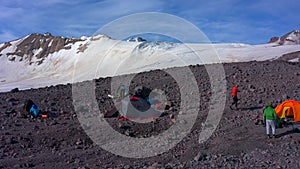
[[0, 60, 300, 169]]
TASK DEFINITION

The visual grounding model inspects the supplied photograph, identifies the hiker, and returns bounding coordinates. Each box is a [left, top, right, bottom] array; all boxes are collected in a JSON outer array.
[[30, 104, 40, 117], [263, 102, 277, 138], [230, 85, 239, 110], [117, 85, 126, 100], [24, 100, 41, 118]]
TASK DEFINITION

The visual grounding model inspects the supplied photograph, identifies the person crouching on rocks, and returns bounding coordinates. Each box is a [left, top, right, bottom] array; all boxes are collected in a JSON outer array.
[[263, 102, 278, 138], [30, 104, 41, 118], [24, 99, 41, 118]]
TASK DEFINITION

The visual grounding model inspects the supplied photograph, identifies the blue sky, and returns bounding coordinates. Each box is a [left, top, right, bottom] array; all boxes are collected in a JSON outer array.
[[0, 0, 299, 44]]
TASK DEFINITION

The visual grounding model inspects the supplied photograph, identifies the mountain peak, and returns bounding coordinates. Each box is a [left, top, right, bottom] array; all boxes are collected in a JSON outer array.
[[269, 30, 300, 45], [279, 30, 300, 45], [126, 37, 147, 42], [0, 33, 83, 65]]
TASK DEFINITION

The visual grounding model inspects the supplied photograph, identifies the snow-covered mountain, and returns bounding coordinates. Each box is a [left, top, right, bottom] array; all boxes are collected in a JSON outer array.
[[0, 31, 299, 92], [0, 33, 83, 65], [126, 37, 147, 42], [269, 30, 300, 45]]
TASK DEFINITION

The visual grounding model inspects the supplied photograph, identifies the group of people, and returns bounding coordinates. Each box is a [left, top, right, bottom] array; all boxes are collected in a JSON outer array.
[[229, 85, 279, 139], [22, 84, 294, 140]]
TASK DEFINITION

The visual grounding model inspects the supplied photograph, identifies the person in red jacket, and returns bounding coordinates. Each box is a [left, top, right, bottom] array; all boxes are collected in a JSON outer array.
[[230, 85, 239, 110]]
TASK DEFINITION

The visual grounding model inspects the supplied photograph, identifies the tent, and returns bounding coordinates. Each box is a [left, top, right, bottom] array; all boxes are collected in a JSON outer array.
[[275, 100, 300, 122], [104, 95, 163, 122], [104, 86, 168, 122]]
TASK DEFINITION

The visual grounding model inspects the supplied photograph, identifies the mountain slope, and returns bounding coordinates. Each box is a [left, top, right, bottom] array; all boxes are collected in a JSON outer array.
[[0, 31, 300, 92], [0, 60, 300, 168]]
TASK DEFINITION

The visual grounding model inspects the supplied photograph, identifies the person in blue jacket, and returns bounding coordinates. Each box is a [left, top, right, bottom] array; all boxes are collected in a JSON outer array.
[[24, 100, 41, 118], [30, 104, 40, 117]]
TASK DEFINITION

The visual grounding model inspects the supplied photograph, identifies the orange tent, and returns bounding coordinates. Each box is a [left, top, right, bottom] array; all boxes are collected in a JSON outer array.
[[275, 100, 300, 122]]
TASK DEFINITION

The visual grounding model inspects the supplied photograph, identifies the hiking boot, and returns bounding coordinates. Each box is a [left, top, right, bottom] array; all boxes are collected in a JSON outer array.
[[273, 134, 276, 138], [267, 134, 271, 138]]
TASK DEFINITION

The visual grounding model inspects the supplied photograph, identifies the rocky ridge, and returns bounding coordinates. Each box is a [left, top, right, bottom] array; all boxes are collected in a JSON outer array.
[[0, 33, 83, 65]]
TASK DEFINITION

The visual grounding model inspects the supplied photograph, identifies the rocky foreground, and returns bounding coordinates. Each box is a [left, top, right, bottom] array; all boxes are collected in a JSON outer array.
[[0, 60, 300, 169]]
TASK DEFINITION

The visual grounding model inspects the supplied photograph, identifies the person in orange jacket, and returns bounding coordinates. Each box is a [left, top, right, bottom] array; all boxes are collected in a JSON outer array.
[[230, 85, 239, 110]]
